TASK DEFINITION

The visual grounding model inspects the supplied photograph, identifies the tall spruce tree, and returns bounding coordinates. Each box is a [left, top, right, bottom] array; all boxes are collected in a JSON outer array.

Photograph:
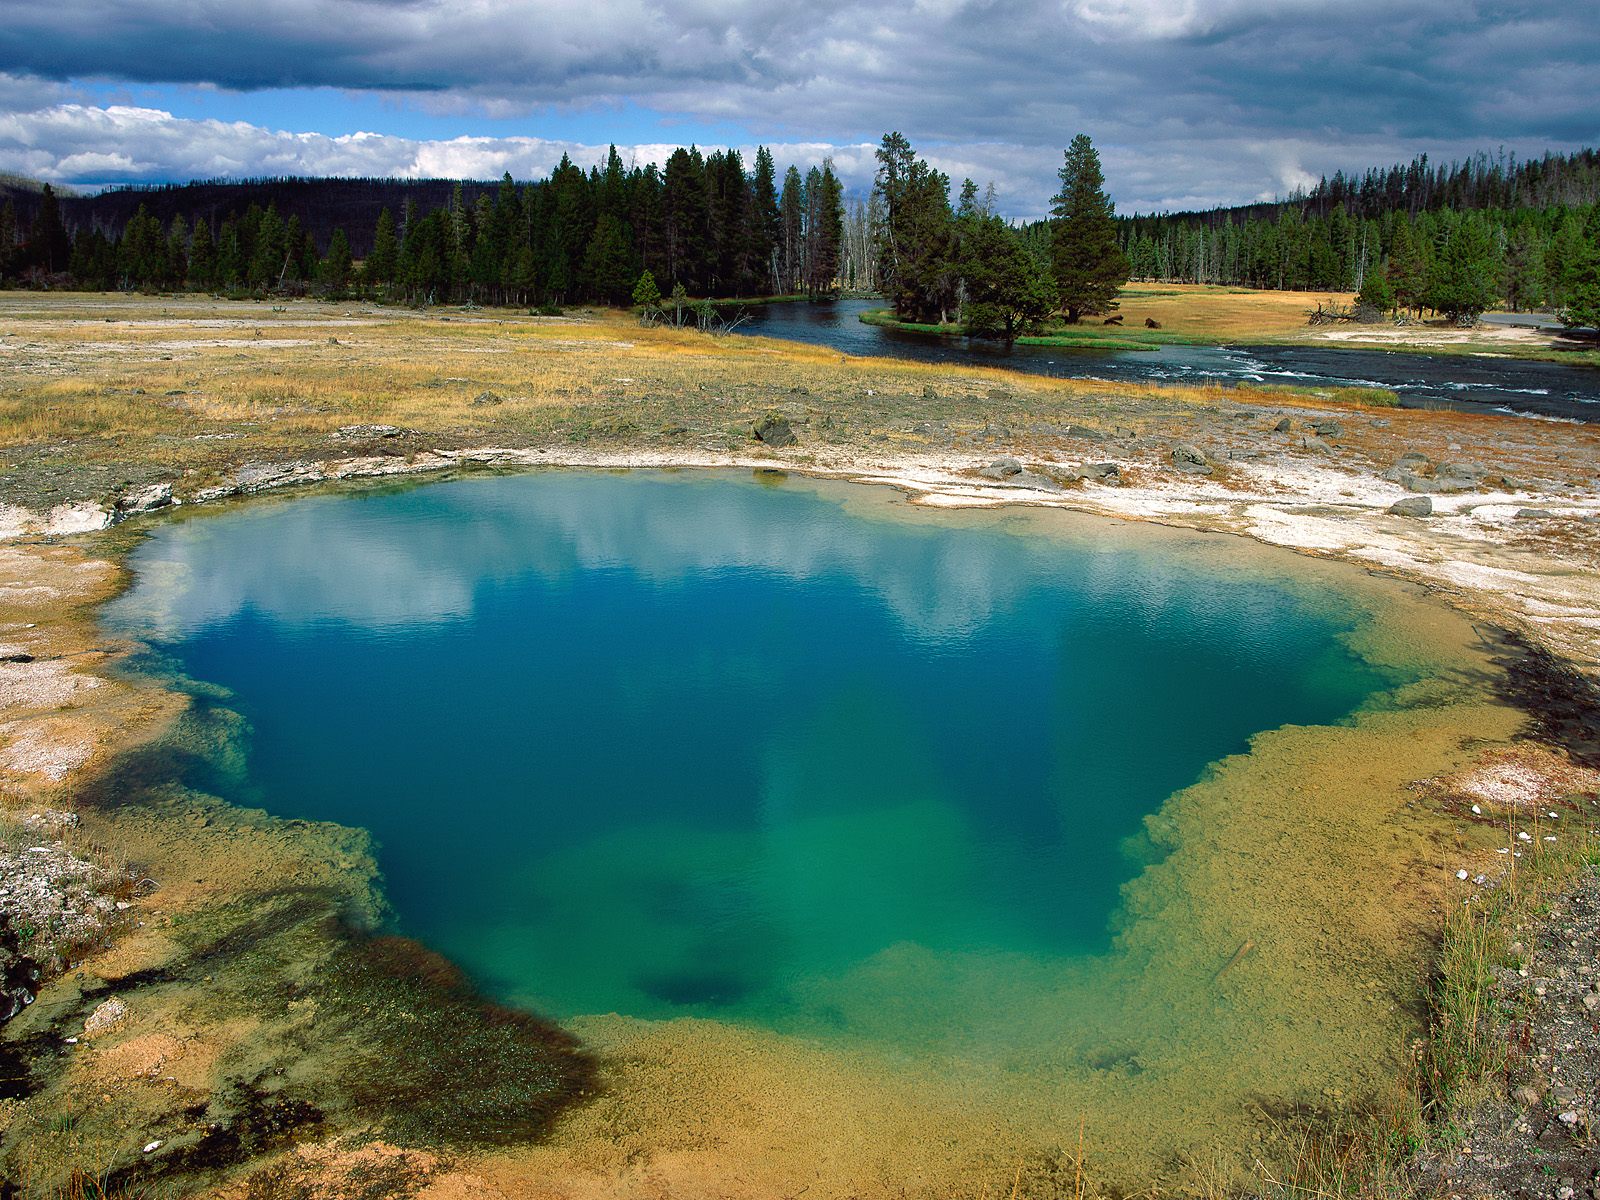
[[1049, 134, 1126, 322]]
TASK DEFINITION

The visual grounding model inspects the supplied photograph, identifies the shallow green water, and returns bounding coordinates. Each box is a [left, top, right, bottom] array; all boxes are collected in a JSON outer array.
[[107, 470, 1395, 1038]]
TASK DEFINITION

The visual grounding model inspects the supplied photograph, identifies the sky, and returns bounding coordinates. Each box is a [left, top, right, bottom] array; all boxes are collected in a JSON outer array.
[[1, 0, 1597, 219]]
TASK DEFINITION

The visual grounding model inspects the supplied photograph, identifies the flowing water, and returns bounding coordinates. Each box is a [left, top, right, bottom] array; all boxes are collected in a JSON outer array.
[[734, 298, 1600, 422], [103, 470, 1511, 1190]]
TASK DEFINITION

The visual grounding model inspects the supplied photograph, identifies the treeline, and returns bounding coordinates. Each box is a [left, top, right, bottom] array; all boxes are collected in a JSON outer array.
[[0, 147, 880, 305], [1117, 148, 1600, 325]]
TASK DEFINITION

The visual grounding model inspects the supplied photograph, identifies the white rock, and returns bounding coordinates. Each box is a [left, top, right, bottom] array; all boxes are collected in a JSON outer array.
[[1456, 869, 1469, 880], [143, 1141, 162, 1154], [1470, 804, 1482, 814], [83, 996, 127, 1038], [1517, 831, 1532, 842]]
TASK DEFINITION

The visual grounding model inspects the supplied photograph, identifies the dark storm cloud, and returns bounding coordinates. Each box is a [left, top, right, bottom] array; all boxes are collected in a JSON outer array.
[[1, 0, 1596, 212]]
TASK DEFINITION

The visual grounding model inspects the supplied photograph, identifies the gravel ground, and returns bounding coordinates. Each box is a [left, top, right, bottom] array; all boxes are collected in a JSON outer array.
[[1420, 865, 1600, 1200]]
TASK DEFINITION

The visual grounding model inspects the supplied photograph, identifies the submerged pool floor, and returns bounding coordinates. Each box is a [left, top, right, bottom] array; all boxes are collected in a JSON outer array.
[[105, 470, 1512, 1190]]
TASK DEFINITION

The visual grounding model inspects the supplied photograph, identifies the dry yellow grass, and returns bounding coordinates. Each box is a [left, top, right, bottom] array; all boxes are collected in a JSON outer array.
[[1115, 283, 1356, 340]]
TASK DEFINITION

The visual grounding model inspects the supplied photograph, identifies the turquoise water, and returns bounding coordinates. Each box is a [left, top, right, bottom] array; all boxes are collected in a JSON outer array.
[[107, 470, 1393, 1033]]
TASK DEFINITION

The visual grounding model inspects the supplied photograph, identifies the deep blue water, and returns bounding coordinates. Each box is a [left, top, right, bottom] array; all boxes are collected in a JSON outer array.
[[106, 470, 1394, 1030], [734, 298, 1600, 422]]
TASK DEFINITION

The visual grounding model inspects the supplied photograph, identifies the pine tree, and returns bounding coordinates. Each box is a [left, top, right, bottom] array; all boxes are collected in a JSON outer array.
[[318, 228, 353, 292], [750, 147, 780, 293], [1428, 214, 1500, 323], [778, 166, 804, 294], [1050, 136, 1127, 321], [29, 184, 70, 275], [188, 219, 216, 289], [366, 208, 399, 289], [582, 212, 635, 304], [961, 214, 1053, 345], [1559, 214, 1600, 332]]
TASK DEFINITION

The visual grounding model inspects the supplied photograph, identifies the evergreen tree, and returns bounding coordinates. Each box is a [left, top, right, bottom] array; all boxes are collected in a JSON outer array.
[[188, 218, 216, 290], [582, 212, 635, 304], [1427, 214, 1500, 323], [751, 147, 781, 293], [1049, 134, 1128, 321], [1559, 214, 1600, 331], [631, 268, 662, 312], [30, 185, 69, 274], [961, 214, 1054, 345], [1385, 216, 1428, 314], [318, 228, 353, 292], [366, 208, 399, 288], [778, 166, 804, 294]]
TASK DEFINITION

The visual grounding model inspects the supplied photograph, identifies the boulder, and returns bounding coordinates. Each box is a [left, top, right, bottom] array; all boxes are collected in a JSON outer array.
[[1081, 462, 1122, 483], [471, 390, 504, 407], [1515, 508, 1555, 519], [979, 456, 1024, 480], [1311, 419, 1343, 438], [753, 415, 797, 448], [1171, 444, 1212, 475], [1273, 417, 1292, 433], [1389, 496, 1433, 518], [1299, 435, 1334, 455], [113, 482, 174, 519]]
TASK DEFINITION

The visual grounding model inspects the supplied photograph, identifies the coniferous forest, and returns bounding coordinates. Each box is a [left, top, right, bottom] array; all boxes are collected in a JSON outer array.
[[1, 139, 1597, 332]]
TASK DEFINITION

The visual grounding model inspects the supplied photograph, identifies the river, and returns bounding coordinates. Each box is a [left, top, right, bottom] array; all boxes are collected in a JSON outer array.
[[733, 298, 1600, 422]]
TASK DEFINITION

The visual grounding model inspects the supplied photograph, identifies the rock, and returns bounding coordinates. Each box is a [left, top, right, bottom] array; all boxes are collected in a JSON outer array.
[[112, 482, 174, 519], [1080, 462, 1122, 484], [1144, 318, 1161, 329], [1311, 420, 1343, 438], [1273, 417, 1292, 432], [1583, 993, 1600, 1012], [753, 415, 797, 448], [335, 423, 402, 440], [471, 390, 504, 406], [1299, 435, 1334, 455], [84, 996, 127, 1038], [1389, 496, 1432, 517], [1516, 508, 1555, 519], [1171, 444, 1212, 475], [1065, 423, 1105, 441], [979, 456, 1024, 480], [1514, 1084, 1543, 1107], [1370, 418, 1391, 428], [922, 385, 938, 400], [1396, 451, 1433, 467]]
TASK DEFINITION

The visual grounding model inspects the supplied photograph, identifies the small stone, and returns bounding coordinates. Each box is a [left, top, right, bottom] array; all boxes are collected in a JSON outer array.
[[1456, 869, 1469, 880], [143, 1140, 162, 1154], [471, 390, 504, 406], [1514, 1084, 1542, 1107], [1471, 804, 1482, 814], [1582, 993, 1600, 1012], [1559, 1110, 1580, 1126]]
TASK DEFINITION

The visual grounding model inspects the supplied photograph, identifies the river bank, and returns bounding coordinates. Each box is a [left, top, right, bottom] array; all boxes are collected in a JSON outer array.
[[1, 292, 1598, 1197], [853, 284, 1600, 366]]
